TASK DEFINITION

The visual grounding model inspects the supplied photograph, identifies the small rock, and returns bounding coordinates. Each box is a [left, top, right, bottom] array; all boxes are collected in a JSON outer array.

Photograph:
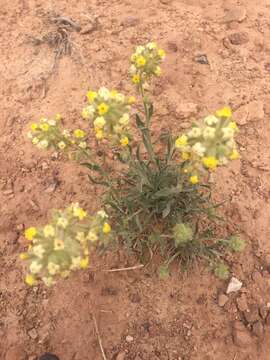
[[116, 352, 126, 360], [252, 321, 264, 338], [218, 294, 229, 307], [5, 346, 27, 360], [175, 103, 198, 119], [130, 292, 141, 303], [226, 277, 242, 294], [228, 32, 249, 45], [244, 305, 260, 324], [167, 41, 178, 52], [126, 335, 134, 343], [38, 354, 60, 360], [29, 200, 39, 211], [194, 54, 209, 65], [28, 328, 38, 340], [223, 7, 247, 23], [121, 16, 140, 27], [236, 294, 248, 312], [234, 101, 264, 125], [45, 179, 59, 193], [232, 321, 252, 347], [259, 305, 268, 320]]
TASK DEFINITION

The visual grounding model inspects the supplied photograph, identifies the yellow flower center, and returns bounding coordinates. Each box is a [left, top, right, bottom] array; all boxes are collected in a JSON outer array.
[[98, 103, 109, 115]]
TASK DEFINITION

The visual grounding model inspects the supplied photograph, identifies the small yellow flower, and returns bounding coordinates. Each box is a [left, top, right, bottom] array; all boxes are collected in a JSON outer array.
[[58, 141, 66, 150], [25, 274, 36, 286], [87, 231, 98, 242], [32, 245, 45, 258], [30, 123, 38, 131], [32, 137, 39, 145], [119, 114, 130, 126], [98, 103, 109, 115], [120, 136, 129, 147], [30, 261, 42, 274], [154, 66, 162, 76], [181, 152, 190, 160], [216, 106, 232, 118], [228, 121, 238, 130], [147, 42, 157, 49], [54, 238, 65, 250], [175, 135, 188, 148], [43, 225, 55, 238], [190, 175, 199, 185], [229, 149, 240, 160], [73, 206, 87, 220], [103, 222, 111, 234], [82, 108, 90, 120], [202, 156, 219, 170], [76, 232, 85, 243], [128, 96, 136, 104], [80, 257, 89, 269], [25, 227, 37, 241], [94, 116, 106, 129], [40, 123, 49, 132], [79, 141, 87, 149], [87, 91, 97, 103], [19, 252, 29, 260], [110, 89, 118, 98], [158, 48, 166, 59], [95, 130, 104, 140], [48, 262, 60, 275], [74, 129, 86, 138], [55, 113, 62, 121], [57, 217, 68, 228], [132, 74, 141, 84], [136, 55, 146, 67]]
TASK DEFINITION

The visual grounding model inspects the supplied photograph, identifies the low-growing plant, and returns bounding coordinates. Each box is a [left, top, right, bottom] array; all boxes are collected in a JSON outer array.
[[21, 41, 245, 286]]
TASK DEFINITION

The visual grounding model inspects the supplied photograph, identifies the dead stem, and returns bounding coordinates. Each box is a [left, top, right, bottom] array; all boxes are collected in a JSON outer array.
[[92, 314, 107, 360]]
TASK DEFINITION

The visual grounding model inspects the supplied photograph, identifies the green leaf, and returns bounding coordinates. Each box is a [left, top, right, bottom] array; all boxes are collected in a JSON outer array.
[[81, 162, 102, 172], [87, 175, 109, 187], [136, 114, 145, 129], [148, 103, 154, 119]]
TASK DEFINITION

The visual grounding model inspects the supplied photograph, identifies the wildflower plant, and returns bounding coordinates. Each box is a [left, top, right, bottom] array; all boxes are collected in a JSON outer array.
[[21, 41, 245, 286]]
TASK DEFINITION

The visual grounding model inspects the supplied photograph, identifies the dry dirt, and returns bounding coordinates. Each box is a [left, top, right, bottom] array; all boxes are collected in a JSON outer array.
[[1, 0, 270, 359]]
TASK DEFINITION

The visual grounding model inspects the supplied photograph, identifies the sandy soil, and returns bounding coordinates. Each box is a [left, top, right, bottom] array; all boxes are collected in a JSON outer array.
[[1, 0, 270, 359]]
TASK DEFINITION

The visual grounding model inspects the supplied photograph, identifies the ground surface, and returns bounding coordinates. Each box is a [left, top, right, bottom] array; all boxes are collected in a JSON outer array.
[[1, 0, 270, 359]]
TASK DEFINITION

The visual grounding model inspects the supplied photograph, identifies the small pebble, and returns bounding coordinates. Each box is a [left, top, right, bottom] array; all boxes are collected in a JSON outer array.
[[126, 335, 134, 343], [218, 294, 229, 307], [226, 277, 242, 294]]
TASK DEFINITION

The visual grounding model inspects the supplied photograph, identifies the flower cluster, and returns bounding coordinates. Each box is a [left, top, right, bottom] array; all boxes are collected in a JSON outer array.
[[21, 205, 112, 286], [27, 115, 89, 157], [129, 42, 166, 86], [175, 107, 240, 184], [82, 87, 135, 146], [173, 223, 194, 247]]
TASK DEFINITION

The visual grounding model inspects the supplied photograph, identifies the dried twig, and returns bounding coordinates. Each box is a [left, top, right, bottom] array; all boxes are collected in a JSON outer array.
[[103, 264, 144, 272], [50, 16, 81, 31], [92, 314, 107, 360]]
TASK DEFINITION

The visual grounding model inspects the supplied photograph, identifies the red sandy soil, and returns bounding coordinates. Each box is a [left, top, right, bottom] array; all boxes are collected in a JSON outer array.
[[1, 0, 270, 359]]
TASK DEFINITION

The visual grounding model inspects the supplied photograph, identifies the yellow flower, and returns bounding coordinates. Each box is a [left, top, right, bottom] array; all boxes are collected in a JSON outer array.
[[87, 231, 98, 242], [158, 48, 166, 59], [202, 156, 219, 170], [25, 227, 37, 241], [229, 149, 240, 160], [30, 261, 42, 274], [120, 136, 129, 147], [228, 121, 238, 130], [43, 225, 55, 238], [82, 108, 90, 120], [216, 106, 232, 118], [175, 135, 188, 148], [119, 114, 130, 126], [154, 66, 162, 76], [103, 222, 111, 234], [25, 274, 36, 286], [73, 206, 87, 220], [57, 217, 68, 228], [136, 55, 146, 67], [110, 89, 118, 98], [132, 74, 141, 84], [19, 252, 29, 260], [147, 42, 157, 49], [87, 91, 97, 103], [58, 141, 66, 150], [54, 238, 65, 250], [79, 141, 87, 149], [190, 175, 199, 185], [32, 137, 39, 145], [128, 96, 136, 104], [98, 103, 109, 115], [30, 123, 38, 131], [181, 152, 190, 160], [32, 245, 45, 258], [55, 113, 62, 121], [95, 130, 104, 140], [76, 232, 85, 243], [94, 116, 106, 129], [48, 262, 60, 275], [40, 123, 49, 132], [74, 129, 86, 138], [80, 258, 89, 269]]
